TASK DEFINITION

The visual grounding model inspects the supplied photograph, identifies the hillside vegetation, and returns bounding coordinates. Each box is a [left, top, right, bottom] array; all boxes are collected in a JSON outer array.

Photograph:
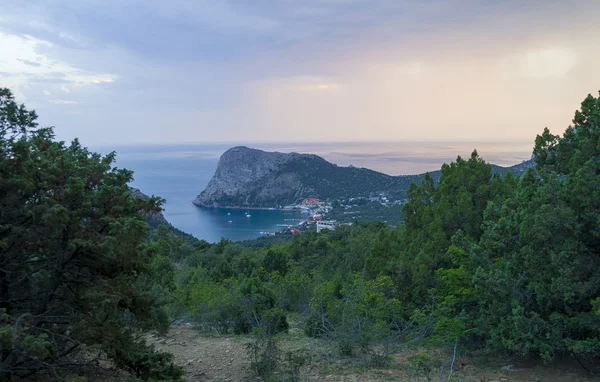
[[1, 87, 599, 381]]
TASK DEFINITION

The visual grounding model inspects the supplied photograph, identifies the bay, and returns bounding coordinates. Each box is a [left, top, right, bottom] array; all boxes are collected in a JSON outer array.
[[101, 144, 306, 243], [93, 141, 532, 243]]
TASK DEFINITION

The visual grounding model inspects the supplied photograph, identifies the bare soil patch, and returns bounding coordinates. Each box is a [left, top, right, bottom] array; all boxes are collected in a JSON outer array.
[[149, 324, 599, 382], [147, 324, 249, 381]]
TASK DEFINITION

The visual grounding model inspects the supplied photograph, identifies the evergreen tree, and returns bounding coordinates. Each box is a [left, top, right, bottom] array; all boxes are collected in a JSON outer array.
[[0, 88, 183, 380], [473, 92, 600, 359]]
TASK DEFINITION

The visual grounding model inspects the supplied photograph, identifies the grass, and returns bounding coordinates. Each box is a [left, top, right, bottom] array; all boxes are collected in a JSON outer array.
[[175, 315, 599, 382]]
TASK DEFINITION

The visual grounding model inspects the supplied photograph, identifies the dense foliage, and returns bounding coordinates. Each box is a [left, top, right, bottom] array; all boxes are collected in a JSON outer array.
[[0, 89, 183, 381]]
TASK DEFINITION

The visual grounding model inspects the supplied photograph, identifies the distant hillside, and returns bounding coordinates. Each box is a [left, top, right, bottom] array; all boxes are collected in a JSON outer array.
[[193, 146, 533, 208], [133, 188, 205, 245]]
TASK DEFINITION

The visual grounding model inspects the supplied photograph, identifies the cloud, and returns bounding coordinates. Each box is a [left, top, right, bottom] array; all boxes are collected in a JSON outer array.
[[296, 84, 340, 91], [0, 31, 117, 100], [520, 47, 577, 79], [16, 58, 42, 67], [140, 0, 280, 31], [1, 0, 600, 146], [290, 83, 341, 92], [49, 99, 79, 105], [257, 76, 342, 95]]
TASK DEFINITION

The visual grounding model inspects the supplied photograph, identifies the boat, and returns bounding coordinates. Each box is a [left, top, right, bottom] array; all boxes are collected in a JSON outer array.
[[228, 220, 232, 223]]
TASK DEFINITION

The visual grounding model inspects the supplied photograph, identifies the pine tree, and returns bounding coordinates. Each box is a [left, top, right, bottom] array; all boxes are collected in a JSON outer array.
[[0, 88, 183, 380]]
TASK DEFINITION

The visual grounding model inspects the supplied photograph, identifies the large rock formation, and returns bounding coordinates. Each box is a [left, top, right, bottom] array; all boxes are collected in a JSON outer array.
[[193, 146, 535, 209], [193, 146, 320, 208]]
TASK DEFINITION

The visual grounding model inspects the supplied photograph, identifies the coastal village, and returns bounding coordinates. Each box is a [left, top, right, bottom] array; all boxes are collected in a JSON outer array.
[[275, 194, 404, 237], [280, 197, 339, 235], [223, 191, 407, 240]]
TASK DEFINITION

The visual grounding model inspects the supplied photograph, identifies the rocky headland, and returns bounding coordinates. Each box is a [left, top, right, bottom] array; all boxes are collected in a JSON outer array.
[[193, 146, 533, 209]]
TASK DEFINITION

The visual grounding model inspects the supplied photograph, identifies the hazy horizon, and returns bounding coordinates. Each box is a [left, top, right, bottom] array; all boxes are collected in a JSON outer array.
[[106, 140, 533, 176]]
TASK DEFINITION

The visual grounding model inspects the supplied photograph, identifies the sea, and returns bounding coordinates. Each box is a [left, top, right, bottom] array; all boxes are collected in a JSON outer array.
[[93, 141, 533, 243]]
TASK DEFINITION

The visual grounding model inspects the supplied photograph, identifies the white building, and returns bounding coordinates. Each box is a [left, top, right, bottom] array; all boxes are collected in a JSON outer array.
[[317, 220, 338, 233]]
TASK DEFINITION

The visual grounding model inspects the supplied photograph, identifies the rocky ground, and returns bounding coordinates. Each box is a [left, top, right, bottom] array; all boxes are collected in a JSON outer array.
[[147, 325, 248, 382], [148, 324, 599, 382]]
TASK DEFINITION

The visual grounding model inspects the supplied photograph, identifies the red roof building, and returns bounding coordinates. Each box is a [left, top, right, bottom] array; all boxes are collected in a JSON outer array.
[[301, 198, 323, 205], [289, 227, 303, 234]]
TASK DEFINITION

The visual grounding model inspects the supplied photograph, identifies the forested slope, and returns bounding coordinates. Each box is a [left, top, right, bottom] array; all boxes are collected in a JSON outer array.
[[2, 87, 599, 381]]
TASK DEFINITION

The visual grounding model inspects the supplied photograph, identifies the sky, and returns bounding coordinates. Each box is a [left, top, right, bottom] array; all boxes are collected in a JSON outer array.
[[1, 0, 599, 146]]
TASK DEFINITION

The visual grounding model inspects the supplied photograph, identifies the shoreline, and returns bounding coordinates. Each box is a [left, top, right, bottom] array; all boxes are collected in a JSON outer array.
[[194, 205, 280, 211], [193, 203, 310, 212]]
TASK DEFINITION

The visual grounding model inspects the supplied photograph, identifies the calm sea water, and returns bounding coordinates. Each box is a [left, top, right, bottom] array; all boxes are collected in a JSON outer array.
[[93, 141, 532, 242]]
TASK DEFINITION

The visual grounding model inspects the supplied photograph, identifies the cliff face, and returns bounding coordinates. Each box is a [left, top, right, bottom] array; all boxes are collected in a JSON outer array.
[[193, 147, 313, 208], [193, 146, 535, 208]]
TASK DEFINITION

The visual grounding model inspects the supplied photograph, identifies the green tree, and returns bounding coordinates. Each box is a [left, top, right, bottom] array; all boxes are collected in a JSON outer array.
[[306, 274, 406, 365], [262, 247, 290, 275], [0, 88, 182, 380], [472, 92, 600, 360], [396, 151, 504, 308]]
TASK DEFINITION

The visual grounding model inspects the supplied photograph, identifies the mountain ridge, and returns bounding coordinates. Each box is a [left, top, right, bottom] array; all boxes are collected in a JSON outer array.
[[193, 146, 534, 208]]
